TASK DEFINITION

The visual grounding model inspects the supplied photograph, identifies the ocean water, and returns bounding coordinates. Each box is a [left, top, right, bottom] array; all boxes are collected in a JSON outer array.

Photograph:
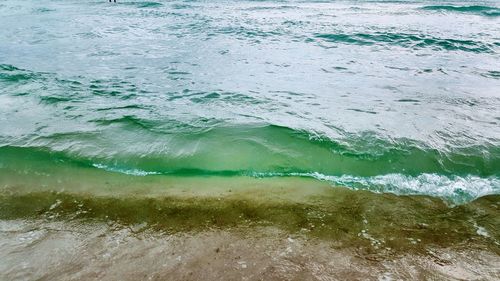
[[0, 0, 499, 204]]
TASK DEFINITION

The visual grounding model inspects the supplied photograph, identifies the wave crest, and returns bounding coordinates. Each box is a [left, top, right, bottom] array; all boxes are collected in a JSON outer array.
[[421, 5, 500, 17], [315, 32, 497, 53]]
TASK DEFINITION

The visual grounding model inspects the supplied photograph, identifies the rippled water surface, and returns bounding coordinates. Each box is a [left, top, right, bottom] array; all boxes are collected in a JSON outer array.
[[0, 0, 499, 202]]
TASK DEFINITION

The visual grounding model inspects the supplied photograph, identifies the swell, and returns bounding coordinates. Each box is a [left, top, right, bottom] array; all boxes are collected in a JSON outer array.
[[315, 32, 498, 53], [421, 5, 500, 17], [0, 64, 41, 83], [2, 118, 498, 203], [0, 142, 499, 204], [2, 125, 499, 178], [120, 2, 163, 8]]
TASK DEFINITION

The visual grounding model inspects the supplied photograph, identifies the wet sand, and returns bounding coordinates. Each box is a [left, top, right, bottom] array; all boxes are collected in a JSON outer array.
[[1, 219, 499, 281], [1, 167, 499, 280]]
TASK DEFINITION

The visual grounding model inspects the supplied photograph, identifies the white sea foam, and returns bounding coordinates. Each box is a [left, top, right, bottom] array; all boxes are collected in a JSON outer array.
[[253, 172, 499, 204], [308, 173, 500, 204], [92, 164, 161, 176], [90, 164, 499, 204]]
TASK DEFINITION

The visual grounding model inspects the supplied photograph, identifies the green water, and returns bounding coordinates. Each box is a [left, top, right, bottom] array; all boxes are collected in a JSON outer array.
[[1, 164, 499, 252], [0, 0, 499, 204]]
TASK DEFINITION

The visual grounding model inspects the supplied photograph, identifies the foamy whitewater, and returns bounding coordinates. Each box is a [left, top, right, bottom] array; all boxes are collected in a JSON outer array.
[[0, 0, 499, 202], [1, 2, 500, 280]]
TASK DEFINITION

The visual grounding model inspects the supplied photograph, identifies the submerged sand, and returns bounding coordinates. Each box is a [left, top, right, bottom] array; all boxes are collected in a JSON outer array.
[[1, 169, 499, 280], [0, 219, 499, 281]]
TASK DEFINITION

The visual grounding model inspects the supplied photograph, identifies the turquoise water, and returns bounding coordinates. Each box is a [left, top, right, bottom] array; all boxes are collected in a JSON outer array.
[[0, 0, 499, 203]]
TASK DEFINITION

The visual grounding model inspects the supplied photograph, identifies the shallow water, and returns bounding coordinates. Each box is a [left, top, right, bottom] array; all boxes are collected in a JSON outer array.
[[1, 220, 499, 281], [0, 0, 499, 202], [1, 2, 500, 279]]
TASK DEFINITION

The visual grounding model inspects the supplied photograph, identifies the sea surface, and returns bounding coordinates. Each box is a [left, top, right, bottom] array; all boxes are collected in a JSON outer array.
[[0, 0, 499, 204]]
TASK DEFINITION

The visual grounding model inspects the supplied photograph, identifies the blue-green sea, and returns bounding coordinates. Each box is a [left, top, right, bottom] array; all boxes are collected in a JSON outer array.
[[0, 0, 499, 204]]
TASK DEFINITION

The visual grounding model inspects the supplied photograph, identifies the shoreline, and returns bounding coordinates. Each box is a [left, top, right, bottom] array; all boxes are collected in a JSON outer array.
[[1, 219, 499, 281], [2, 161, 499, 279], [1, 175, 498, 253]]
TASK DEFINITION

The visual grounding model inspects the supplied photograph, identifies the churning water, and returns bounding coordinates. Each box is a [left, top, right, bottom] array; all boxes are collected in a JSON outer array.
[[0, 0, 499, 203]]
